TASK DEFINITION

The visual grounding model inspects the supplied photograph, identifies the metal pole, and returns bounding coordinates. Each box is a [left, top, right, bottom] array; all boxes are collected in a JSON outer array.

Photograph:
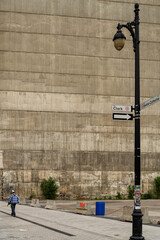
[[113, 4, 145, 239], [130, 4, 144, 240]]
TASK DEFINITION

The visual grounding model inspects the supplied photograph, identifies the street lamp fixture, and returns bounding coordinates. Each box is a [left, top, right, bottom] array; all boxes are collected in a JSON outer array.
[[113, 28, 126, 51], [113, 3, 145, 240]]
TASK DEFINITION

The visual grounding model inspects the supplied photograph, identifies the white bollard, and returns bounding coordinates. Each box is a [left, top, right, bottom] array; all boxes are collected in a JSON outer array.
[[19, 197, 26, 205], [76, 201, 93, 215], [45, 200, 56, 210], [120, 206, 151, 224], [30, 199, 40, 207]]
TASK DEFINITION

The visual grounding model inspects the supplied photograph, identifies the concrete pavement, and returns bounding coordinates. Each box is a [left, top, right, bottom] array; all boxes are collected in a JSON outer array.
[[0, 201, 160, 240], [25, 199, 160, 224]]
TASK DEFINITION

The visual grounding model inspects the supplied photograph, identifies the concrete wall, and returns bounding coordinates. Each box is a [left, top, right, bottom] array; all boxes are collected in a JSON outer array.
[[0, 0, 159, 199]]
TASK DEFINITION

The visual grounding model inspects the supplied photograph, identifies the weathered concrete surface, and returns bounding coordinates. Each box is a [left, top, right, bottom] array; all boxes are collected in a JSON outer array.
[[0, 150, 3, 199], [19, 197, 26, 205], [0, 0, 159, 199], [0, 170, 2, 199], [120, 206, 151, 224], [76, 201, 93, 215], [30, 199, 40, 207], [1, 200, 160, 240], [45, 200, 56, 209]]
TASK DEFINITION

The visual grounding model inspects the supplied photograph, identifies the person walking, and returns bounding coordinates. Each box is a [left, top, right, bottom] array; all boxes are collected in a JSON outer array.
[[8, 190, 19, 217]]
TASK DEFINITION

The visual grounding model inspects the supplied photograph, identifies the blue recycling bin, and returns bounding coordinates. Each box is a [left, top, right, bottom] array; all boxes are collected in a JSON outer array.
[[96, 202, 105, 215]]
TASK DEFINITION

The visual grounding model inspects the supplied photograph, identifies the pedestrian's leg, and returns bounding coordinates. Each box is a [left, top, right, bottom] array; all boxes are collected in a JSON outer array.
[[11, 204, 14, 216], [12, 204, 16, 217], [14, 204, 16, 217]]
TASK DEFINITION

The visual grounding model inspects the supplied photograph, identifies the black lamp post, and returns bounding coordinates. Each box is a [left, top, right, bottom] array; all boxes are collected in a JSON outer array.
[[113, 3, 145, 240]]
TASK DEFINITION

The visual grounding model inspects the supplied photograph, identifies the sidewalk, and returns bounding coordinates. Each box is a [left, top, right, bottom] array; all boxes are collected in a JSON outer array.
[[28, 199, 160, 224], [0, 200, 160, 240]]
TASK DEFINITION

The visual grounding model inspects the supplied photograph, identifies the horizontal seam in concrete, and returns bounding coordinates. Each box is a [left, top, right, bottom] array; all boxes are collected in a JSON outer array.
[[0, 90, 159, 99], [3, 169, 160, 172], [0, 70, 159, 82], [0, 126, 159, 133], [0, 10, 160, 25], [0, 109, 159, 118], [0, 89, 159, 99], [0, 129, 159, 137], [3, 170, 160, 172], [0, 130, 159, 135], [0, 70, 159, 81], [100, 1, 160, 7], [0, 30, 159, 44], [0, 50, 159, 62], [2, 150, 160, 154], [1, 149, 159, 154], [0, 89, 160, 99], [1, 50, 160, 62]]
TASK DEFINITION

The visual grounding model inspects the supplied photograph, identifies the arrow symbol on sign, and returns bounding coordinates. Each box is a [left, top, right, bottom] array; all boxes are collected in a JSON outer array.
[[114, 114, 132, 120], [112, 113, 133, 121]]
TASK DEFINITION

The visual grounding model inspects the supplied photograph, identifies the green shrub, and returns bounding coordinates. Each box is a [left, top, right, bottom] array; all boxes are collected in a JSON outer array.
[[154, 176, 160, 198], [40, 177, 59, 199], [142, 190, 155, 199], [116, 192, 123, 200], [128, 185, 134, 199], [29, 191, 36, 200]]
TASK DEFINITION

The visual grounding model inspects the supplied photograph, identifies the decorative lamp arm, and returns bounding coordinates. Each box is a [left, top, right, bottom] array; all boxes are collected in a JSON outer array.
[[117, 22, 136, 52]]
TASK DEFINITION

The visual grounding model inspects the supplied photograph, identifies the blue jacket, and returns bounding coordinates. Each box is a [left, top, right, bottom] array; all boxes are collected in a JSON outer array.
[[8, 194, 19, 204]]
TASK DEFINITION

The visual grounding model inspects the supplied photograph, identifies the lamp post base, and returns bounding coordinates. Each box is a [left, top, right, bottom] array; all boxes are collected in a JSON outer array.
[[130, 237, 145, 240], [129, 209, 145, 240]]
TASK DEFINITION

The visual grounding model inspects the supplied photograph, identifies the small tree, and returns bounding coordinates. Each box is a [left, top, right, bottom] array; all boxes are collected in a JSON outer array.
[[154, 176, 160, 199], [40, 177, 59, 199]]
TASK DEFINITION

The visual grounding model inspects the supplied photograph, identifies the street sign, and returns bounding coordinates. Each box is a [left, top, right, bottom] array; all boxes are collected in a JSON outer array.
[[112, 113, 133, 121], [112, 105, 132, 112], [140, 94, 160, 110]]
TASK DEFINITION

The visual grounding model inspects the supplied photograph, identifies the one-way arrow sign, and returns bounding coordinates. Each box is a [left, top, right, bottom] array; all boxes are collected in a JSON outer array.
[[112, 113, 133, 121]]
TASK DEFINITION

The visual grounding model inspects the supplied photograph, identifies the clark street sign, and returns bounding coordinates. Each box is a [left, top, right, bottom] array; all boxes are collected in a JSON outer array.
[[140, 94, 160, 110], [112, 113, 133, 121], [112, 105, 132, 112]]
